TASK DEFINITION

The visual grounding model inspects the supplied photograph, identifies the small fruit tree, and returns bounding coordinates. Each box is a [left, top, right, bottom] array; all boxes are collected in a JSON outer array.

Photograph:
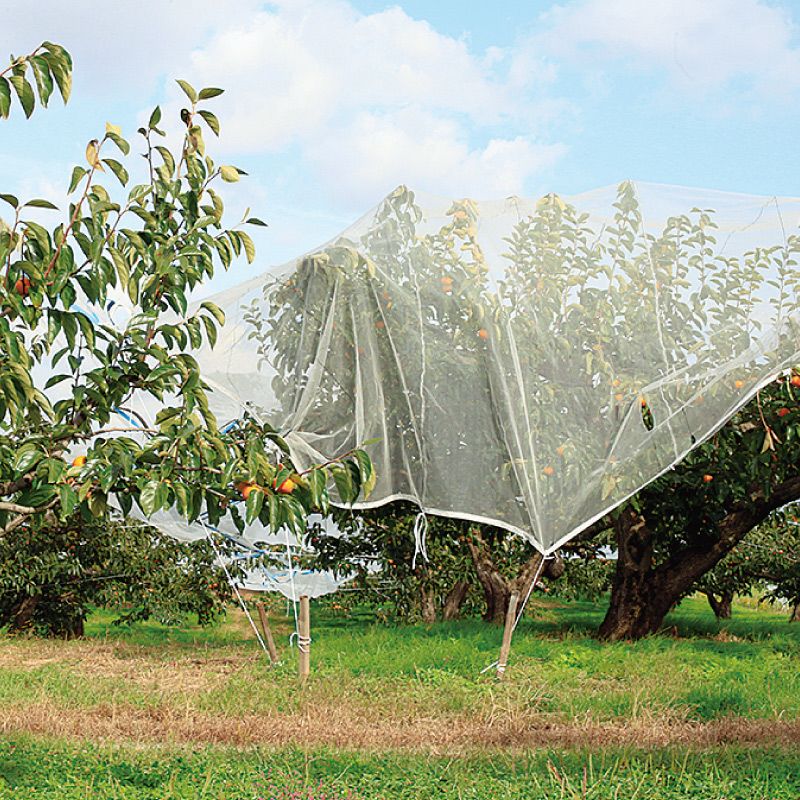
[[0, 44, 372, 635]]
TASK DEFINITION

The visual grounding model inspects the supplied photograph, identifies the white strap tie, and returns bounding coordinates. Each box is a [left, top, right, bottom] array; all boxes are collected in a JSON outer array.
[[412, 511, 429, 569]]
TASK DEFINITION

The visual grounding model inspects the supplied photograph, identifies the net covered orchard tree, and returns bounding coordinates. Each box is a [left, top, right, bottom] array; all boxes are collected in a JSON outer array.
[[249, 179, 800, 636], [0, 43, 373, 635]]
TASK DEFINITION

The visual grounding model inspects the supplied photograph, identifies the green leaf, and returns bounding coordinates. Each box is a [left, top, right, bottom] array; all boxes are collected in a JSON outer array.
[[0, 77, 11, 118], [102, 158, 129, 186], [268, 492, 283, 532], [237, 230, 256, 263], [9, 74, 35, 118], [198, 87, 224, 100], [245, 486, 264, 523], [148, 105, 162, 129], [331, 463, 356, 504], [68, 166, 87, 194], [200, 301, 225, 326], [23, 199, 58, 210], [139, 480, 160, 516], [176, 79, 197, 103], [197, 109, 220, 136], [0, 194, 19, 209], [58, 483, 78, 518], [14, 446, 43, 474], [30, 55, 54, 106], [106, 132, 130, 155], [354, 450, 375, 499], [246, 217, 268, 227], [43, 50, 71, 103], [219, 165, 240, 183], [307, 468, 326, 508]]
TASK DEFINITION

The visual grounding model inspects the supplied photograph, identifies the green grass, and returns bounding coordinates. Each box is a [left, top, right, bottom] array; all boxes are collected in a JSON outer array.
[[0, 596, 797, 797], [0, 596, 795, 725], [31, 595, 789, 723], [0, 735, 797, 799]]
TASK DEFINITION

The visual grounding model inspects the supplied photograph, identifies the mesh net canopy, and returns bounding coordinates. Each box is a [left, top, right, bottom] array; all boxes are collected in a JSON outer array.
[[192, 181, 800, 555]]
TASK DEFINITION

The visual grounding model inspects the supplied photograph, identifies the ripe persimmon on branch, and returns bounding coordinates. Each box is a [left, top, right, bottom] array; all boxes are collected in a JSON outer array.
[[0, 43, 374, 546]]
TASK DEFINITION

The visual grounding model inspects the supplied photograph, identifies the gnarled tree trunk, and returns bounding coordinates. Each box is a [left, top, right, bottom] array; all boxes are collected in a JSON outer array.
[[706, 590, 733, 619], [599, 475, 800, 640], [9, 594, 40, 633], [466, 528, 565, 624], [790, 600, 800, 623], [419, 584, 437, 624], [442, 581, 470, 621]]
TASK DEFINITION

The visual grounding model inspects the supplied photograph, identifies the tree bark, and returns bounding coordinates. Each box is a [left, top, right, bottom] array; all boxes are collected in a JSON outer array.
[[599, 475, 800, 640], [466, 531, 511, 624], [597, 509, 672, 640], [706, 590, 733, 619], [441, 581, 469, 621], [9, 594, 40, 632], [419, 584, 437, 624], [790, 600, 800, 623], [466, 528, 563, 624]]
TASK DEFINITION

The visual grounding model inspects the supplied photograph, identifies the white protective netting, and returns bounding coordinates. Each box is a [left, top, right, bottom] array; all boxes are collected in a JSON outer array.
[[190, 180, 800, 555]]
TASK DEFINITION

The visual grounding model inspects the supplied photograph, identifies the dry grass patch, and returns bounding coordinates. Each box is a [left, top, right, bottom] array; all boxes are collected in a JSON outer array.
[[0, 699, 798, 754]]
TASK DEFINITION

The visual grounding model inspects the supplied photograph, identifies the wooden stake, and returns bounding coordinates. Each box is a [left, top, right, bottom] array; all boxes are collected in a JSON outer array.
[[298, 594, 310, 682], [496, 591, 519, 681], [256, 601, 279, 664]]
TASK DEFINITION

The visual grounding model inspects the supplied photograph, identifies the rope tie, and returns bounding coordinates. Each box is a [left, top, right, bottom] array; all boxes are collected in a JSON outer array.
[[297, 634, 311, 654], [203, 523, 271, 662], [411, 511, 429, 569]]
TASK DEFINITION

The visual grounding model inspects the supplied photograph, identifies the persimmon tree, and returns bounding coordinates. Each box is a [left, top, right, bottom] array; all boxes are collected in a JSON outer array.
[[0, 519, 235, 637], [248, 175, 800, 635], [0, 43, 372, 634]]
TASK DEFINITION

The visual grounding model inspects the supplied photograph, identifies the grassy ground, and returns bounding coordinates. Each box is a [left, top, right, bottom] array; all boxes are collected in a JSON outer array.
[[0, 736, 798, 799], [0, 595, 797, 797]]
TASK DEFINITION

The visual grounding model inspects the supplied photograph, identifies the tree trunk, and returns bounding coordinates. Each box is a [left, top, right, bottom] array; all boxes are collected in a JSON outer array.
[[706, 591, 733, 619], [442, 581, 469, 621], [466, 531, 511, 624], [9, 595, 40, 633], [790, 600, 800, 623], [466, 529, 551, 624], [598, 509, 673, 640], [419, 584, 437, 624], [599, 475, 800, 640]]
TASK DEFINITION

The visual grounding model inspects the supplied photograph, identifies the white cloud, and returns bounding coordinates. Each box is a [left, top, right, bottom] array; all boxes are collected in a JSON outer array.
[[306, 107, 566, 205], [2, 0, 263, 95], [538, 0, 800, 94], [175, 0, 564, 205]]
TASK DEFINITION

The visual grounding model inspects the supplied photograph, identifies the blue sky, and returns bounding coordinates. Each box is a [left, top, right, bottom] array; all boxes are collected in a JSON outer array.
[[3, 0, 800, 296]]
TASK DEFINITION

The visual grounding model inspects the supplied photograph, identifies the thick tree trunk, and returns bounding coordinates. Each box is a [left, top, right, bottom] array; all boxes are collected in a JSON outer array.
[[441, 581, 469, 621], [599, 475, 800, 640], [598, 509, 674, 640], [706, 591, 733, 619], [790, 600, 800, 623]]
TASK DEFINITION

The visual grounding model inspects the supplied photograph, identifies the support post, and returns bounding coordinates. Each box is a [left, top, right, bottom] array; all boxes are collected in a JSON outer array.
[[256, 601, 279, 664], [298, 594, 311, 682], [496, 591, 519, 681]]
